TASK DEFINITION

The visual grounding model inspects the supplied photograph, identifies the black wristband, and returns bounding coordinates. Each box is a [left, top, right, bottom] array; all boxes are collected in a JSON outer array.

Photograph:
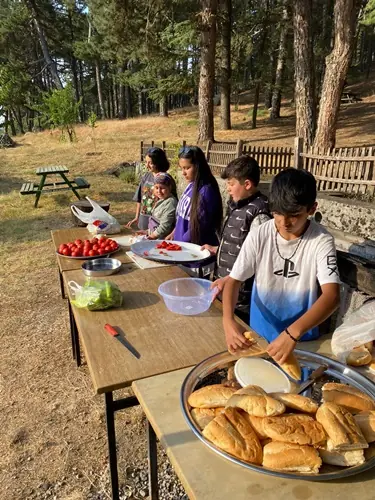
[[285, 327, 298, 343]]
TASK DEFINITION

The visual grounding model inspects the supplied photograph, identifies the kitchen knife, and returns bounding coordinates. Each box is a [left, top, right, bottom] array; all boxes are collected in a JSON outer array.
[[104, 324, 140, 359], [297, 365, 328, 394]]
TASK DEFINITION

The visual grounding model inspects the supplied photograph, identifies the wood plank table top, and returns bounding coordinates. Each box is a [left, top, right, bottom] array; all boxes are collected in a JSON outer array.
[[36, 165, 69, 174], [63, 266, 227, 394], [51, 228, 133, 272], [132, 337, 375, 500]]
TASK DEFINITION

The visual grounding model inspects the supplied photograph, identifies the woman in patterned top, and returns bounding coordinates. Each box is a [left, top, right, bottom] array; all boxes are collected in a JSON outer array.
[[126, 147, 176, 230]]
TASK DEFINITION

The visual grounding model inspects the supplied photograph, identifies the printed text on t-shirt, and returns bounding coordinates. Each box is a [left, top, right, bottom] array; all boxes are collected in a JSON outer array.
[[176, 191, 191, 220]]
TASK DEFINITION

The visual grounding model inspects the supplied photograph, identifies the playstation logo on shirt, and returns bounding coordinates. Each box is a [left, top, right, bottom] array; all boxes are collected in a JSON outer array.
[[274, 259, 299, 278]]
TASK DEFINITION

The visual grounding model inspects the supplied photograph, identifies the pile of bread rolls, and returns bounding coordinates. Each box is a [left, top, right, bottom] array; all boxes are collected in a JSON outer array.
[[188, 381, 375, 474], [346, 341, 375, 369]]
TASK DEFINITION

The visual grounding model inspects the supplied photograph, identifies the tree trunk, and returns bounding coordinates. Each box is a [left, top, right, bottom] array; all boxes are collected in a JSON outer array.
[[314, 0, 360, 150], [78, 60, 86, 121], [118, 76, 125, 120], [294, 0, 316, 147], [138, 91, 143, 115], [4, 110, 9, 134], [252, 81, 261, 129], [95, 61, 106, 118], [26, 0, 63, 90], [219, 0, 232, 130], [159, 95, 168, 117], [366, 33, 373, 79], [8, 111, 17, 136], [197, 0, 218, 143], [125, 85, 132, 117], [270, 1, 289, 120], [12, 107, 24, 134]]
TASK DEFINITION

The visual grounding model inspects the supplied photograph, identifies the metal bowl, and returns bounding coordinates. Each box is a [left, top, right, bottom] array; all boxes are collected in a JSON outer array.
[[81, 258, 122, 277], [180, 349, 375, 481]]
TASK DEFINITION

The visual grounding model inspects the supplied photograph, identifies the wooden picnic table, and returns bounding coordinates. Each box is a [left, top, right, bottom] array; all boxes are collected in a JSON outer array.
[[132, 337, 375, 500], [51, 227, 133, 298], [62, 264, 227, 500], [21, 165, 90, 207]]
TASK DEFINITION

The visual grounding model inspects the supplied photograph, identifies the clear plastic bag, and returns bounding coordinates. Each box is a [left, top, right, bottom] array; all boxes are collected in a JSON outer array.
[[331, 301, 375, 363], [69, 279, 123, 311], [71, 197, 121, 234]]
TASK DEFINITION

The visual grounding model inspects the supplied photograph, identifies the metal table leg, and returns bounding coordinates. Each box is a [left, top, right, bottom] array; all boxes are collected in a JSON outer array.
[[68, 300, 81, 366], [58, 268, 66, 299], [106, 392, 120, 500], [67, 300, 76, 360], [147, 420, 159, 500], [105, 394, 140, 500]]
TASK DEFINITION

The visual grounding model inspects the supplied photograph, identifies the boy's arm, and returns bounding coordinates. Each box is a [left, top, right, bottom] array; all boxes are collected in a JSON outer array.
[[268, 282, 340, 364]]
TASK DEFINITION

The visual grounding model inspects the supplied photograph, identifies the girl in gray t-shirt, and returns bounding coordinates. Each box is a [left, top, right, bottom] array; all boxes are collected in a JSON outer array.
[[125, 147, 176, 230]]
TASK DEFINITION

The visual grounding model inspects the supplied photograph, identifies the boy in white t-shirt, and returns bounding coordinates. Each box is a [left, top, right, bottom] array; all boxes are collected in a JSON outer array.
[[220, 168, 341, 365]]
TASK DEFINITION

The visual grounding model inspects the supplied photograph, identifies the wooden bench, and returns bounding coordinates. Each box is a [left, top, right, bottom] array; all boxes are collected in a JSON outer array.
[[341, 91, 362, 104], [20, 182, 38, 195]]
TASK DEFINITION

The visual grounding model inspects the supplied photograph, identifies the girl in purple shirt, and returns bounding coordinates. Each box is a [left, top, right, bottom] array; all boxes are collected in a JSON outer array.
[[168, 146, 223, 246]]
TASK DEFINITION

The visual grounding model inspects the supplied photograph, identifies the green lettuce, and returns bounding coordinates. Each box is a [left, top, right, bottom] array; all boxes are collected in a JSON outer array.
[[71, 279, 123, 310]]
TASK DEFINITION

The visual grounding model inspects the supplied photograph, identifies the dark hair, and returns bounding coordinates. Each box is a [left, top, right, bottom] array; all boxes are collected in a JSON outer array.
[[270, 168, 317, 214], [154, 172, 173, 186], [221, 155, 260, 186], [178, 146, 223, 244], [146, 147, 170, 172]]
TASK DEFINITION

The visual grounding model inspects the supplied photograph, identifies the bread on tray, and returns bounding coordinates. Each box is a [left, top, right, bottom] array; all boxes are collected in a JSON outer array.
[[225, 385, 286, 417], [191, 408, 225, 430], [354, 411, 375, 443], [346, 345, 372, 367], [322, 383, 375, 414], [188, 385, 237, 408], [262, 442, 322, 473], [202, 407, 263, 464], [262, 414, 326, 447], [319, 447, 365, 466], [316, 402, 368, 451], [270, 393, 319, 414]]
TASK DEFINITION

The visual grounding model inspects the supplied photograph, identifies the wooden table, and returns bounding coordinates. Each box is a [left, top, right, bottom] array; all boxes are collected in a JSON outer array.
[[132, 336, 375, 500], [63, 265, 227, 499], [51, 227, 133, 298], [21, 166, 90, 207]]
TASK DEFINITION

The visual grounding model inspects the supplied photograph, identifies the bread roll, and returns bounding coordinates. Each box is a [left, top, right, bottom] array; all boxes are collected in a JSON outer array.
[[202, 407, 263, 464], [226, 385, 285, 417], [262, 414, 326, 446], [346, 345, 372, 367], [354, 410, 375, 442], [364, 341, 373, 352], [191, 408, 224, 430], [316, 402, 368, 451], [244, 414, 269, 440], [279, 353, 302, 381], [322, 383, 375, 414], [228, 330, 269, 357], [270, 393, 318, 414], [319, 447, 365, 466], [188, 385, 237, 408], [262, 442, 322, 473]]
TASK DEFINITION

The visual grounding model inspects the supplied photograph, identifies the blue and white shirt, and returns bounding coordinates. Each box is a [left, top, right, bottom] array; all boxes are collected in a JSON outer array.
[[230, 219, 341, 342]]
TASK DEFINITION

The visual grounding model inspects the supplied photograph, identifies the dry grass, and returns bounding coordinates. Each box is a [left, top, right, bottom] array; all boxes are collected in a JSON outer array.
[[1, 97, 375, 499]]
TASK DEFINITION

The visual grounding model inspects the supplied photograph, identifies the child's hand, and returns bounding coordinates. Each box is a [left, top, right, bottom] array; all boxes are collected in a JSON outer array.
[[210, 276, 228, 300], [201, 244, 218, 255], [267, 331, 297, 365], [223, 318, 249, 352], [125, 217, 138, 228], [146, 234, 157, 240]]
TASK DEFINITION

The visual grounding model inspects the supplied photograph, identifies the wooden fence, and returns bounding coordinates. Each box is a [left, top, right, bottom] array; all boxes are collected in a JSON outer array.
[[139, 138, 375, 196], [140, 140, 186, 161]]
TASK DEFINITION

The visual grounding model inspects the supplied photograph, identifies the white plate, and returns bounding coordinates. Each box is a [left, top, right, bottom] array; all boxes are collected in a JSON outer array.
[[111, 235, 145, 247], [234, 357, 291, 393], [131, 240, 211, 264]]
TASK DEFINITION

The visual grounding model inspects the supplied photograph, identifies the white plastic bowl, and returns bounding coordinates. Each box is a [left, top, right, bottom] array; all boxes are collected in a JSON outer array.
[[158, 278, 215, 315], [234, 357, 291, 393]]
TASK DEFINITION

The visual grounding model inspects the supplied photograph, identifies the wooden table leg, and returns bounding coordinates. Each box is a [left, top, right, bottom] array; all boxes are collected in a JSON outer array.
[[59, 268, 66, 299], [59, 172, 81, 200], [68, 300, 81, 366], [35, 173, 47, 208], [147, 420, 159, 500], [67, 300, 77, 361], [105, 392, 120, 500]]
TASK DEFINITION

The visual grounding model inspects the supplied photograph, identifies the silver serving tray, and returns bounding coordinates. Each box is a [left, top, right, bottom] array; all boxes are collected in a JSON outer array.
[[180, 350, 375, 481]]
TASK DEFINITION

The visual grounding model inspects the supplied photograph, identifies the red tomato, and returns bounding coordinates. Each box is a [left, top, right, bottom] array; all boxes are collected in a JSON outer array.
[[99, 248, 107, 255], [71, 251, 79, 257], [88, 249, 97, 257], [59, 244, 67, 252], [91, 237, 99, 244], [83, 250, 91, 257], [84, 239, 91, 245], [104, 246, 111, 252], [92, 244, 99, 251], [100, 241, 108, 248], [99, 237, 107, 243], [67, 242, 75, 248], [106, 239, 113, 244], [62, 248, 71, 256], [75, 239, 83, 246], [84, 243, 92, 250], [110, 244, 117, 250], [70, 245, 78, 252]]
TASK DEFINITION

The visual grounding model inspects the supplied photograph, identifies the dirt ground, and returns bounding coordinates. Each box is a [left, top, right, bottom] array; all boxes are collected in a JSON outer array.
[[1, 89, 375, 500]]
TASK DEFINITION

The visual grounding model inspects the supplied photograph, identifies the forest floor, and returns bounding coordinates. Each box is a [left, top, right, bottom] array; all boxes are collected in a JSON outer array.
[[1, 83, 375, 500]]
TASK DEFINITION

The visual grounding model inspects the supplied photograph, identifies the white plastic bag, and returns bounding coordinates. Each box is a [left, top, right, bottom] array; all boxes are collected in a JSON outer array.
[[331, 301, 375, 363], [71, 197, 121, 234]]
